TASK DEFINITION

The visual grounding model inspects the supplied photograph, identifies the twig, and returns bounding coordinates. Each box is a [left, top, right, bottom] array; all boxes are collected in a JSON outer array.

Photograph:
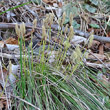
[[85, 62, 110, 68], [51, 24, 110, 43], [0, 53, 30, 59], [0, 23, 110, 43], [87, 51, 110, 70]]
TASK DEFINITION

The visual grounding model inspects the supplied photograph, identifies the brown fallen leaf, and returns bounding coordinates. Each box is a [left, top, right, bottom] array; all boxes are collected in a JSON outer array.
[[0, 37, 19, 49], [58, 2, 62, 7], [88, 53, 107, 61], [0, 98, 10, 110], [99, 44, 104, 55], [89, 40, 100, 51], [0, 41, 5, 48], [91, 40, 100, 47], [52, 37, 61, 44], [5, 37, 18, 45], [0, 99, 4, 110], [42, 0, 57, 5]]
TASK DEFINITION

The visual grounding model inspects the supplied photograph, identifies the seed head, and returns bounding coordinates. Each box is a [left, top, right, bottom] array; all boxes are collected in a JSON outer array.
[[50, 13, 54, 26], [20, 22, 26, 36], [69, 12, 73, 26], [33, 19, 37, 29], [15, 23, 20, 37], [64, 24, 68, 35], [88, 33, 94, 48], [42, 25, 47, 40], [63, 40, 71, 49], [68, 26, 74, 41], [71, 45, 81, 63], [61, 12, 66, 27]]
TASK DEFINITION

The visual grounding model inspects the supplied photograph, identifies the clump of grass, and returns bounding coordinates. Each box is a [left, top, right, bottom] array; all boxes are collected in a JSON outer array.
[[12, 14, 110, 110], [12, 62, 110, 110]]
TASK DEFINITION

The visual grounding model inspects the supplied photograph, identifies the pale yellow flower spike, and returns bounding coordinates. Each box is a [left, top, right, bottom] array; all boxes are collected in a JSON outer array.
[[64, 24, 68, 35], [61, 12, 66, 27], [22, 22, 26, 35], [15, 23, 20, 37], [9, 60, 12, 74], [69, 12, 73, 26], [58, 18, 62, 27], [50, 13, 54, 26], [20, 22, 26, 36], [33, 19, 37, 29], [71, 45, 81, 63], [42, 25, 47, 40], [88, 32, 94, 48], [68, 26, 74, 41], [76, 45, 81, 56], [43, 14, 50, 28]]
